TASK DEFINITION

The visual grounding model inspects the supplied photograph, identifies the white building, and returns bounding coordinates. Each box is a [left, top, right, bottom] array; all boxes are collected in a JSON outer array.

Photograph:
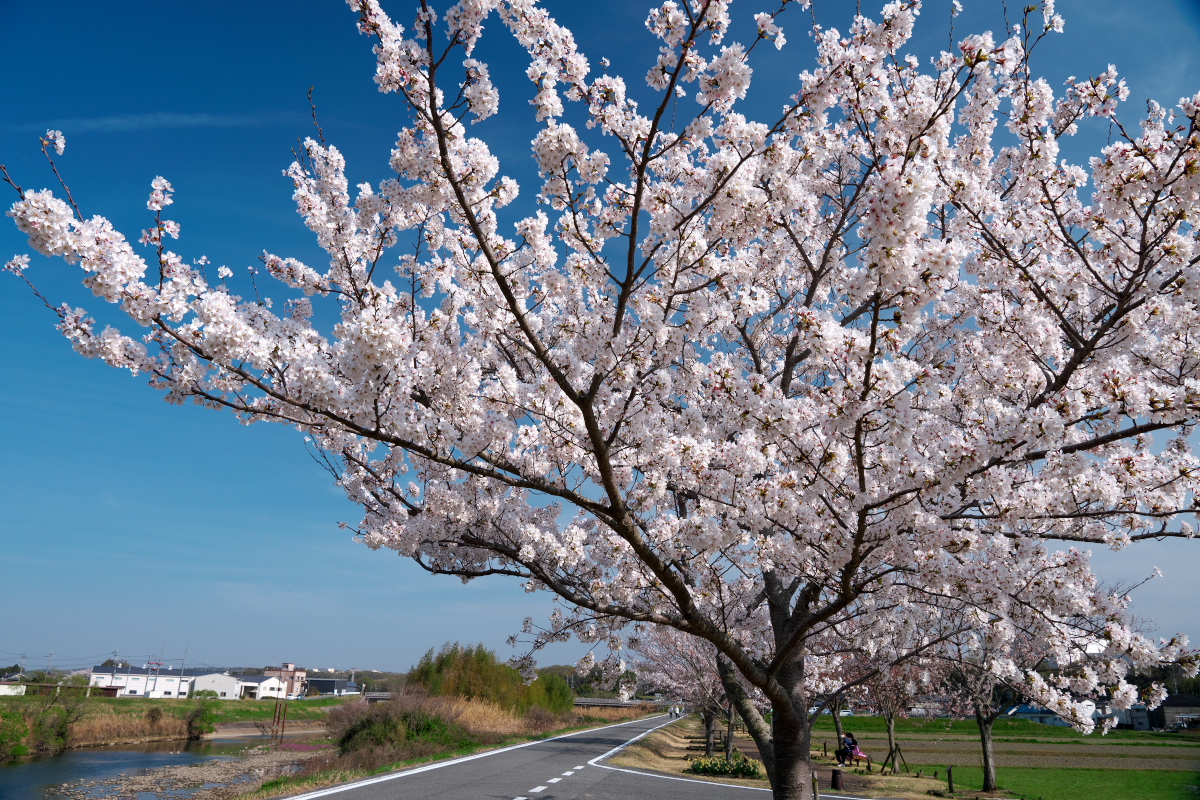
[[0, 683, 26, 697], [192, 672, 242, 699], [89, 665, 205, 698], [191, 672, 288, 700], [238, 676, 287, 700]]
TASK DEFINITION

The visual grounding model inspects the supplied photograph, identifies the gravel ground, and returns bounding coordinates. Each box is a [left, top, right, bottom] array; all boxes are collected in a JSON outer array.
[[49, 743, 328, 800]]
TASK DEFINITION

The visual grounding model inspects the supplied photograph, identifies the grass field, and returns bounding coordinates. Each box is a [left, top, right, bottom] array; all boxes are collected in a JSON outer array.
[[0, 694, 349, 722], [906, 763, 1200, 800], [615, 715, 1200, 800], [811, 715, 1200, 744]]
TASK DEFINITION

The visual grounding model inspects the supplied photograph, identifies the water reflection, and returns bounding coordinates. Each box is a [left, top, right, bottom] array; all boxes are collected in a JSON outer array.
[[0, 737, 291, 800]]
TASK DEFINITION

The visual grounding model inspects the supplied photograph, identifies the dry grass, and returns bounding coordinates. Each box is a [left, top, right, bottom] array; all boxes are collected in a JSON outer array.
[[233, 700, 658, 799], [68, 711, 188, 747], [573, 703, 660, 723], [608, 715, 771, 790], [443, 697, 529, 736]]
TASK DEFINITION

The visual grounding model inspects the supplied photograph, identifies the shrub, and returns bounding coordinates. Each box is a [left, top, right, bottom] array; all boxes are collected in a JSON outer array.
[[0, 712, 29, 760], [185, 691, 219, 739], [335, 699, 476, 755], [687, 751, 763, 779], [145, 706, 164, 728], [409, 642, 574, 713]]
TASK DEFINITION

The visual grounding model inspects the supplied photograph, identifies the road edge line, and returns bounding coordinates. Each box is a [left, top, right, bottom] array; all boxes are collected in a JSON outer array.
[[586, 718, 874, 800], [274, 713, 671, 799], [586, 717, 769, 792]]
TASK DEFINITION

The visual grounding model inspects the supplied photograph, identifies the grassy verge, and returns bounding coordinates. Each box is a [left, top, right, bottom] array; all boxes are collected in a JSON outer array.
[[908, 763, 1200, 800], [235, 709, 659, 800], [609, 715, 1200, 800], [0, 695, 347, 724]]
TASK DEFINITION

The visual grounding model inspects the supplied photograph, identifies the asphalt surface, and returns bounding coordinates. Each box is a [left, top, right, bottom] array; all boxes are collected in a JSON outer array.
[[283, 714, 774, 800]]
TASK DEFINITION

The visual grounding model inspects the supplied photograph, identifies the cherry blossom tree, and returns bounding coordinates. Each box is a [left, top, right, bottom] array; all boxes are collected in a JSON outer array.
[[937, 631, 1047, 792], [633, 625, 728, 756], [859, 658, 937, 771], [5, 1, 1200, 797]]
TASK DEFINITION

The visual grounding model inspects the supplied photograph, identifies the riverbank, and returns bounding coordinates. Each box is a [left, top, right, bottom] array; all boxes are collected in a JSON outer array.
[[27, 702, 656, 800], [0, 695, 346, 758], [238, 704, 660, 800], [48, 741, 331, 800]]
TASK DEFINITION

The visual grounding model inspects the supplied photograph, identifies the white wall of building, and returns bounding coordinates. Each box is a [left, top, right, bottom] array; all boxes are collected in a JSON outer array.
[[193, 673, 242, 700], [89, 670, 195, 698], [240, 676, 287, 700]]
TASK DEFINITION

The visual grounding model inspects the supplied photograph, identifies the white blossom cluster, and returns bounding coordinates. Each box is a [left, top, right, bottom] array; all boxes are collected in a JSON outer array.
[[7, 0, 1200, 786]]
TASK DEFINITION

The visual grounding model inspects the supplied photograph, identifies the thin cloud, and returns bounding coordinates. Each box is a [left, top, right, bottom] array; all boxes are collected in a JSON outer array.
[[3, 110, 307, 133]]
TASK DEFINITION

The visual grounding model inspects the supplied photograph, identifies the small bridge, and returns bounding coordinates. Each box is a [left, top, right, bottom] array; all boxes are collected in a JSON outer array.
[[572, 697, 669, 708]]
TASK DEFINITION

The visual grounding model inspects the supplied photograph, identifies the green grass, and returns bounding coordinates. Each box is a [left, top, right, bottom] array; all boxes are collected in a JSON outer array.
[[909, 764, 1200, 800], [244, 716, 656, 800], [0, 695, 348, 723]]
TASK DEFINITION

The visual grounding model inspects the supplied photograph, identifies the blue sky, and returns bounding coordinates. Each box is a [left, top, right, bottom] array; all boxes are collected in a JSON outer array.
[[1, 0, 1198, 676]]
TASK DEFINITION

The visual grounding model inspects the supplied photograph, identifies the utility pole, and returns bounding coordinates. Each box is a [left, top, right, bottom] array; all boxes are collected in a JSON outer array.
[[179, 643, 190, 699]]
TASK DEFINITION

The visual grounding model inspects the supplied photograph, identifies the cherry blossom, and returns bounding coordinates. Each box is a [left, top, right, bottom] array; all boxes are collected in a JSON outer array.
[[5, 2, 1199, 798]]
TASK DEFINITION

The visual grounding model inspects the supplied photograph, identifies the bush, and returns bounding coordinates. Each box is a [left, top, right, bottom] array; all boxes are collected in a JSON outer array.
[[687, 751, 763, 779], [185, 691, 219, 739], [334, 700, 476, 755], [409, 643, 574, 714], [0, 712, 29, 760], [145, 706, 164, 728]]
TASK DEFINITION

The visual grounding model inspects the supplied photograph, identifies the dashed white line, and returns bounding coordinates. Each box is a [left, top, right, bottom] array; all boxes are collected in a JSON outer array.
[[548, 777, 561, 783], [513, 797, 528, 800], [529, 787, 548, 794], [562, 770, 575, 775], [574, 765, 585, 769]]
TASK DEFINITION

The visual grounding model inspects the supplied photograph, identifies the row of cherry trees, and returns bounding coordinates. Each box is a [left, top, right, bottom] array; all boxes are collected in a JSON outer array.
[[635, 623, 1058, 793], [6, 0, 1200, 797]]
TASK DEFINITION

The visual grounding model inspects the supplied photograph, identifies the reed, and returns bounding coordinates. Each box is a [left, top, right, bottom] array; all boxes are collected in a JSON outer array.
[[68, 711, 188, 746]]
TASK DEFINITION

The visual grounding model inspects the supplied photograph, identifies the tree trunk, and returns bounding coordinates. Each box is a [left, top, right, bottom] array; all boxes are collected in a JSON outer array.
[[704, 707, 717, 757], [885, 714, 897, 770], [717, 655, 776, 784], [725, 702, 736, 761], [976, 707, 998, 792], [832, 694, 845, 741], [770, 700, 816, 800]]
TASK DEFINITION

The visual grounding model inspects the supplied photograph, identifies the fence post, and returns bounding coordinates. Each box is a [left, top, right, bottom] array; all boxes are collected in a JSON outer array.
[[831, 769, 844, 791], [812, 772, 820, 800], [947, 765, 955, 793]]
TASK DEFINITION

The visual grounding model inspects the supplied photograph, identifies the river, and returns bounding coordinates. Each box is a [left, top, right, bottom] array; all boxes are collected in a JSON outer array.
[[0, 737, 271, 800]]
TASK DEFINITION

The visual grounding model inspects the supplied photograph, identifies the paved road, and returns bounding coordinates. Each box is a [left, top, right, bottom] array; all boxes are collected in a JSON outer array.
[[285, 715, 775, 800]]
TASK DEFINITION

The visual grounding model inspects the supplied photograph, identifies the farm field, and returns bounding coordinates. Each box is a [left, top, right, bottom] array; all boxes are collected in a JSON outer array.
[[807, 717, 1200, 799], [614, 716, 1200, 800], [825, 731, 1200, 771]]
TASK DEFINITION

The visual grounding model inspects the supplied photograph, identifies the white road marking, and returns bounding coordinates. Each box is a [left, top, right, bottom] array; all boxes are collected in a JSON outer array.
[[530, 787, 548, 793], [272, 716, 667, 799], [514, 797, 528, 799], [586, 717, 770, 792], [562, 770, 575, 775], [548, 777, 561, 783]]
